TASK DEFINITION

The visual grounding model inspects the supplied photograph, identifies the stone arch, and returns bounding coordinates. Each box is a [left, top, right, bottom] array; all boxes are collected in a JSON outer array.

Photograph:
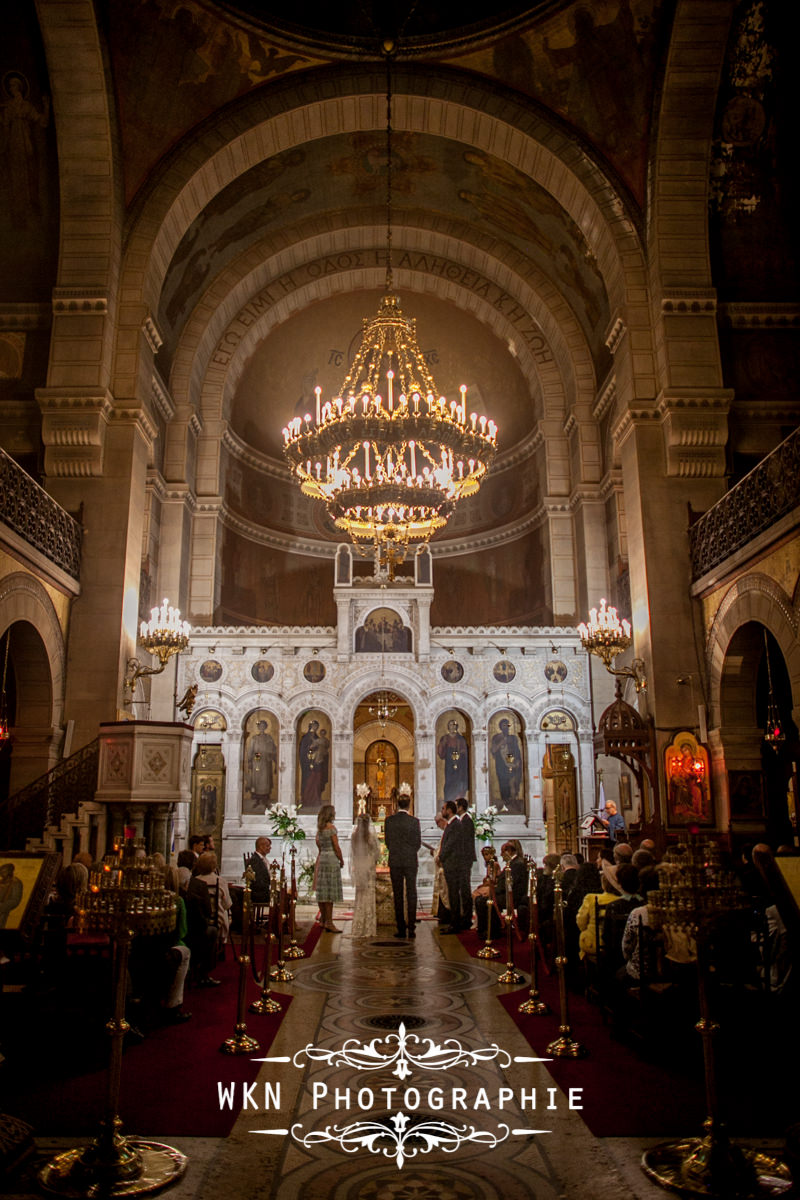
[[0, 572, 67, 790], [706, 573, 800, 730], [114, 68, 650, 410]]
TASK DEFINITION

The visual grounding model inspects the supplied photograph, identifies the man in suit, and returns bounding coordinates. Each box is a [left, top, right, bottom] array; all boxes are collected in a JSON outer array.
[[437, 799, 463, 932], [246, 836, 272, 902], [456, 797, 477, 931], [384, 794, 421, 939]]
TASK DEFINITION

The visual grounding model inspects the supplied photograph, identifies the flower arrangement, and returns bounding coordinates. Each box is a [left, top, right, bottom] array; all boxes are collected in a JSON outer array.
[[296, 852, 316, 900], [356, 782, 371, 798], [266, 802, 306, 842], [473, 805, 499, 843]]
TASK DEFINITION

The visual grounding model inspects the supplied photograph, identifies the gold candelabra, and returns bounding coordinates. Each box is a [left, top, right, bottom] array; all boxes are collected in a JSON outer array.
[[642, 837, 790, 1196], [220, 869, 259, 1055], [125, 598, 190, 694], [545, 871, 587, 1058], [577, 597, 646, 692], [39, 840, 187, 1198], [519, 857, 550, 1016]]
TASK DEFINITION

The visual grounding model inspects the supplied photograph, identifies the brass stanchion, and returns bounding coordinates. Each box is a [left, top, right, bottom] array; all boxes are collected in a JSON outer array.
[[519, 856, 550, 1015], [39, 841, 187, 1197], [497, 861, 524, 985], [250, 864, 282, 1014], [284, 844, 305, 959], [270, 861, 294, 983], [642, 838, 790, 1196], [220, 869, 260, 1054], [545, 872, 587, 1057], [477, 853, 501, 959]]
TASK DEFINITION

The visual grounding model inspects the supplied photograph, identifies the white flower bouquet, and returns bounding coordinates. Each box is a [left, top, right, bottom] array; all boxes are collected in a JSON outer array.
[[473, 805, 499, 842], [266, 802, 306, 841]]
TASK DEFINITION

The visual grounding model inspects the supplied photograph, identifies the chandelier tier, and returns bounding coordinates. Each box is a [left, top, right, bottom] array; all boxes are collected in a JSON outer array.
[[281, 42, 498, 557], [282, 293, 497, 548]]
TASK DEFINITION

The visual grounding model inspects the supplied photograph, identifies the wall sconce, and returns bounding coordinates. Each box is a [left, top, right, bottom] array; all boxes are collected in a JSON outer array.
[[125, 598, 191, 693], [577, 598, 647, 692]]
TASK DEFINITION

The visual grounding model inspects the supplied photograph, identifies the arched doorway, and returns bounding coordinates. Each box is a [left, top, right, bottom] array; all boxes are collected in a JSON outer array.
[[353, 692, 414, 821], [719, 621, 798, 848], [1, 619, 57, 798]]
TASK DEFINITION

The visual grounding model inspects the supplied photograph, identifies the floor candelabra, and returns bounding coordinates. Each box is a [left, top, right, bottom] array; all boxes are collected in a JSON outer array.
[[39, 841, 188, 1197]]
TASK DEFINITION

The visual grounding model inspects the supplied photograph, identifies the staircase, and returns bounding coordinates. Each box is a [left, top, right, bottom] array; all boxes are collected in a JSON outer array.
[[4, 738, 100, 853]]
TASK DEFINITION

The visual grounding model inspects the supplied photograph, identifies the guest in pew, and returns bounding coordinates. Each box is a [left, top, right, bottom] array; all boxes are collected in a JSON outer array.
[[575, 865, 619, 963], [176, 849, 196, 894], [185, 870, 223, 986], [620, 867, 661, 984], [601, 863, 642, 974], [246, 836, 273, 903], [192, 851, 233, 943]]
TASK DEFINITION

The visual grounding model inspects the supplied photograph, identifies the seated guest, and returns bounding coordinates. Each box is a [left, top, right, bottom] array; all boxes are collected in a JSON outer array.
[[159, 866, 192, 1022], [246, 836, 273, 903], [632, 848, 655, 870], [185, 872, 222, 986], [192, 851, 232, 941], [601, 864, 642, 973], [176, 849, 196, 893], [576, 864, 620, 961], [475, 841, 527, 938], [613, 842, 634, 864], [620, 866, 661, 984], [559, 854, 580, 901], [472, 846, 500, 899], [188, 835, 204, 858], [567, 860, 601, 917]]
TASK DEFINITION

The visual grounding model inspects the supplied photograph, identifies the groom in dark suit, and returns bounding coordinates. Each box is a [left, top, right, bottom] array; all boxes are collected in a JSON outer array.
[[384, 794, 421, 939], [246, 836, 272, 902]]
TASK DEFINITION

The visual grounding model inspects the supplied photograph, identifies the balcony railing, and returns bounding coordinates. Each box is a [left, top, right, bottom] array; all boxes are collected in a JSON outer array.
[[689, 426, 800, 582], [0, 447, 82, 581]]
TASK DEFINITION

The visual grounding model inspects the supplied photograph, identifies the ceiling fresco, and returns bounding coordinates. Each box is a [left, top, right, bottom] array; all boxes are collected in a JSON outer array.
[[156, 133, 609, 372], [105, 0, 667, 207]]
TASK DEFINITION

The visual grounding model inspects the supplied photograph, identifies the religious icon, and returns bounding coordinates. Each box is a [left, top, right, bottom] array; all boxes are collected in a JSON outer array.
[[243, 710, 279, 811], [493, 660, 516, 683], [665, 732, 712, 826], [436, 711, 470, 805], [545, 660, 568, 683], [355, 607, 412, 652], [251, 659, 275, 683], [199, 659, 223, 683], [488, 710, 525, 813], [194, 709, 227, 732], [296, 710, 331, 813], [303, 660, 326, 683], [441, 660, 464, 684]]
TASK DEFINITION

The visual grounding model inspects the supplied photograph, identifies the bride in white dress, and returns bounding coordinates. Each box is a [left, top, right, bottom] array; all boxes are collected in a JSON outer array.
[[349, 812, 379, 938]]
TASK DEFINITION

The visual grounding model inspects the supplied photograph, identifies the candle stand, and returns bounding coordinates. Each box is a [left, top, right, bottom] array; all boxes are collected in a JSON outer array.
[[39, 841, 187, 1197]]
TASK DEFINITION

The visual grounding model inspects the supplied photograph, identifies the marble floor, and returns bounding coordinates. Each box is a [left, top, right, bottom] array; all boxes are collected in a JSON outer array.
[[7, 913, 685, 1200]]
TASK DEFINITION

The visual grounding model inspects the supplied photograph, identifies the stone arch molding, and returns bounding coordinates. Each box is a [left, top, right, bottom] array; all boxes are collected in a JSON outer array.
[[706, 573, 800, 728], [0, 572, 67, 731]]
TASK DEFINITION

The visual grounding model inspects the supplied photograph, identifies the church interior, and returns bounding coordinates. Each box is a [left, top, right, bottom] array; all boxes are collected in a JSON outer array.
[[1, 0, 799, 1196]]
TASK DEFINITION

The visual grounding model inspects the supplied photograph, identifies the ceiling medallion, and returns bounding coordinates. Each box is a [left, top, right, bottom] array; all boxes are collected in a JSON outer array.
[[282, 42, 498, 575]]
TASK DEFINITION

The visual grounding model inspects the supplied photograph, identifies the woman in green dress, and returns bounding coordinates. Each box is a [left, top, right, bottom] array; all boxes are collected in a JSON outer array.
[[315, 804, 344, 932]]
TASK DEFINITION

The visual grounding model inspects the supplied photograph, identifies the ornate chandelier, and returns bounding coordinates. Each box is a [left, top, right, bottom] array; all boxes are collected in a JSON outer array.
[[282, 44, 498, 562], [577, 598, 647, 692], [125, 598, 191, 692]]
